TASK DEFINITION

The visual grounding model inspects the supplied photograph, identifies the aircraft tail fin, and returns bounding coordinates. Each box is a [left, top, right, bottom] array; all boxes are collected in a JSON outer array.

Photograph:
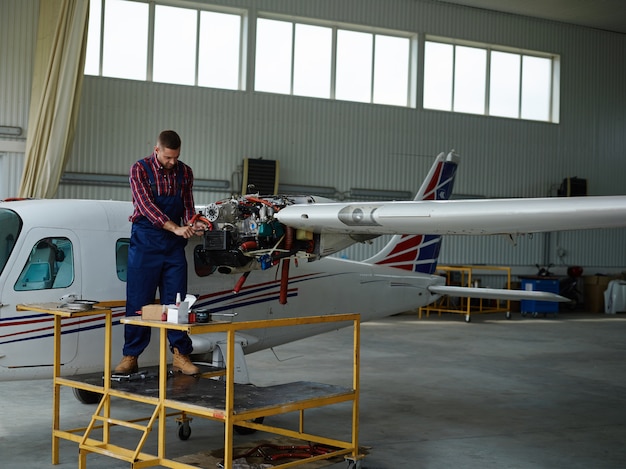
[[364, 151, 459, 274]]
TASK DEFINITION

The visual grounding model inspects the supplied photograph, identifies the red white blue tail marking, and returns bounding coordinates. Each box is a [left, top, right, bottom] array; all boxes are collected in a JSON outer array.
[[366, 151, 459, 274]]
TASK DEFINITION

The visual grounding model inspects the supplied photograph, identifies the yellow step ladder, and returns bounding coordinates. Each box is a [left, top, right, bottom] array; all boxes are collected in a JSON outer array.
[[78, 391, 161, 467]]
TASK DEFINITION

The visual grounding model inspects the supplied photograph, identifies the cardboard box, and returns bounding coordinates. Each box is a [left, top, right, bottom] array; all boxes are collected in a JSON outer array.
[[583, 275, 621, 313], [167, 301, 189, 324], [141, 304, 166, 321]]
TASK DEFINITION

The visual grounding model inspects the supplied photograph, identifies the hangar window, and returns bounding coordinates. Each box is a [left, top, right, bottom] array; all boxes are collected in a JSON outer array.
[[99, 0, 149, 81], [85, 0, 244, 91], [423, 38, 559, 123], [255, 17, 415, 107]]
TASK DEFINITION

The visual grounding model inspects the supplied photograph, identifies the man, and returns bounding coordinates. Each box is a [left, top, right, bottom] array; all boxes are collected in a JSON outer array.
[[114, 130, 206, 375]]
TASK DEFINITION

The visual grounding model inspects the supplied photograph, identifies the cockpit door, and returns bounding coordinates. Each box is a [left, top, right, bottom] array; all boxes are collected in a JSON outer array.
[[0, 228, 81, 369]]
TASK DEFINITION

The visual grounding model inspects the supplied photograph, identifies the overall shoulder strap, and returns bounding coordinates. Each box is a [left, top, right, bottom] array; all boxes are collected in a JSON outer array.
[[174, 162, 184, 196], [138, 159, 157, 197]]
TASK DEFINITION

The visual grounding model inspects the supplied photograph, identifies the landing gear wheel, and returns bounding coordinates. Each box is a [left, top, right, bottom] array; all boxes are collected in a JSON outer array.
[[234, 417, 265, 435], [73, 388, 102, 404], [177, 421, 191, 440]]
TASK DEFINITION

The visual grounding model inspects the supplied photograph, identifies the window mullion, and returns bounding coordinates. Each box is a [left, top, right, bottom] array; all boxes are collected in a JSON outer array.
[[370, 34, 376, 104], [330, 27, 337, 100], [240, 14, 247, 91], [485, 48, 491, 116], [410, 33, 419, 108], [451, 45, 456, 112], [518, 55, 524, 119], [194, 10, 200, 87], [290, 22, 296, 95], [147, 1, 154, 82], [99, 0, 105, 76]]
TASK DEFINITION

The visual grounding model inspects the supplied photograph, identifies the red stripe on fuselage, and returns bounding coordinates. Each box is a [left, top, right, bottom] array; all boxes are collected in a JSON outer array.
[[0, 311, 125, 340]]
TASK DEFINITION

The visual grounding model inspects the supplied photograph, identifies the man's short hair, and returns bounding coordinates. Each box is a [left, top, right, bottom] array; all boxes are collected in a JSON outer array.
[[158, 130, 181, 150]]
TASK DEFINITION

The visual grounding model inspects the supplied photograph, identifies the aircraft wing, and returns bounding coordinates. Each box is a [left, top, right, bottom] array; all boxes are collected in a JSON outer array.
[[428, 285, 569, 302], [274, 196, 626, 236]]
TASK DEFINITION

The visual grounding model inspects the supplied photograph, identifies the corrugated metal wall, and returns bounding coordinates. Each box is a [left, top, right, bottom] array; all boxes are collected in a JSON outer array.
[[0, 0, 37, 200], [3, 0, 626, 274]]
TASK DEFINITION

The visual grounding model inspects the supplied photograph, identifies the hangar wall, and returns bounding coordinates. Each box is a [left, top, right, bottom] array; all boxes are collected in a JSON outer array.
[[0, 0, 35, 201], [1, 0, 625, 274]]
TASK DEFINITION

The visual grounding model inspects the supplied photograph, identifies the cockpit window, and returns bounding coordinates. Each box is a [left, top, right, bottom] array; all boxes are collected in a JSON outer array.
[[0, 208, 22, 277], [14, 237, 74, 291]]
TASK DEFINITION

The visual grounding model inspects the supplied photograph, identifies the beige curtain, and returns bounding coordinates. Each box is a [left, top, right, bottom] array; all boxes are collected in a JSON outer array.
[[19, 0, 89, 198]]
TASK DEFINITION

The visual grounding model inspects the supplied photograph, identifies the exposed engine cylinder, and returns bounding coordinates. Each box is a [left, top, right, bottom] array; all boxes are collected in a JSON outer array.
[[194, 195, 319, 274]]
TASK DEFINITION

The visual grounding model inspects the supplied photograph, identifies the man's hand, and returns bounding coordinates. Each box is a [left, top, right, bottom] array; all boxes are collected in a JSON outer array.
[[188, 213, 211, 237], [191, 220, 209, 236], [163, 220, 197, 239]]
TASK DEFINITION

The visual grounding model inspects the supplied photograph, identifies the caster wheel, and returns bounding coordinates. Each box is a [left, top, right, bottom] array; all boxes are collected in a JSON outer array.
[[178, 422, 191, 440], [506, 311, 511, 320]]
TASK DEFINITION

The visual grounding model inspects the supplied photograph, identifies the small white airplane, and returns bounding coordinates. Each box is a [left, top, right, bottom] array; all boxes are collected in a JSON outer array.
[[2, 151, 626, 401]]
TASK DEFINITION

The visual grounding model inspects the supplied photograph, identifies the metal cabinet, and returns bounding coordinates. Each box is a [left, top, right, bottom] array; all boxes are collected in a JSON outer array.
[[520, 277, 560, 317]]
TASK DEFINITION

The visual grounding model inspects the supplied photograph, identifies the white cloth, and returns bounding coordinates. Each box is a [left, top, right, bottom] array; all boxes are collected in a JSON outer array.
[[604, 280, 626, 314]]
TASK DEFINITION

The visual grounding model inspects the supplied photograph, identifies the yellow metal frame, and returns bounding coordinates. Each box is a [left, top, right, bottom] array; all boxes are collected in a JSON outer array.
[[16, 303, 113, 465], [418, 265, 512, 321], [18, 303, 362, 469]]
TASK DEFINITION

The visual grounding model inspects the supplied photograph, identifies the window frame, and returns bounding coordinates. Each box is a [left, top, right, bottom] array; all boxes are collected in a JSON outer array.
[[115, 238, 130, 282], [84, 1, 562, 120], [86, 0, 247, 91], [254, 13, 418, 107], [423, 35, 560, 123], [14, 237, 74, 291]]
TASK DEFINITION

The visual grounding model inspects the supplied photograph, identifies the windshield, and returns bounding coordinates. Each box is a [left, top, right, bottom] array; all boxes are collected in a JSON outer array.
[[0, 208, 22, 277]]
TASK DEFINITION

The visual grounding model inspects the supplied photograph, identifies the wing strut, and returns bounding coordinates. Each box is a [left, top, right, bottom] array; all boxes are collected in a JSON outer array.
[[280, 258, 290, 304]]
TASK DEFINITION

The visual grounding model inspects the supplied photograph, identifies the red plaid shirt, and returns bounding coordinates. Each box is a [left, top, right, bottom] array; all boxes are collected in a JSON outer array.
[[129, 154, 195, 228]]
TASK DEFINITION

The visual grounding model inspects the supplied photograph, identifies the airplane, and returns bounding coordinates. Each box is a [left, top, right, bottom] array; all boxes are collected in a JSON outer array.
[[2, 150, 626, 405]]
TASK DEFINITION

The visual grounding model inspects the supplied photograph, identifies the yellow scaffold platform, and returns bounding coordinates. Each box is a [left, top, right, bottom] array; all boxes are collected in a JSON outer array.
[[418, 265, 512, 322], [16, 303, 363, 469]]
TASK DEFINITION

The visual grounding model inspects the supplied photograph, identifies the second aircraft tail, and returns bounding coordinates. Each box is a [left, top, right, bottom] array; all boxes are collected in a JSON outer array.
[[364, 151, 459, 274]]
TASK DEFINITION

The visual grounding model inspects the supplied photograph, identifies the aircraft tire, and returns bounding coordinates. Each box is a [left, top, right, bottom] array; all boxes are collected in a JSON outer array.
[[72, 388, 102, 404]]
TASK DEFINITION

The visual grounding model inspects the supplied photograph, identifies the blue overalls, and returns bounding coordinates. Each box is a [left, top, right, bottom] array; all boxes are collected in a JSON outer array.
[[123, 160, 193, 356]]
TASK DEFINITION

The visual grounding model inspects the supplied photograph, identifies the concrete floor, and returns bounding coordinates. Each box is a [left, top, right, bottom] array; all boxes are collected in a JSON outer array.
[[2, 311, 626, 468]]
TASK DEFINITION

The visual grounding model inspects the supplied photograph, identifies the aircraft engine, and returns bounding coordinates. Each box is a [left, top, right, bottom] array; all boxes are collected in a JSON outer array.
[[195, 195, 319, 275]]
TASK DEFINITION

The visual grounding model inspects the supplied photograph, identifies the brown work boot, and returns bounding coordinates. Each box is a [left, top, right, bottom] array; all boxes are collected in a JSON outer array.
[[114, 355, 138, 374], [171, 348, 200, 375]]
